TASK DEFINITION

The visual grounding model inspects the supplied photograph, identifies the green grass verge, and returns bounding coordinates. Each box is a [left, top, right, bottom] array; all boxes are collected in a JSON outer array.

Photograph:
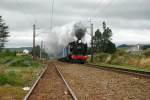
[[93, 62, 150, 72], [0, 54, 45, 99], [0, 85, 26, 100], [87, 52, 150, 72], [0, 71, 24, 86], [0, 55, 40, 67]]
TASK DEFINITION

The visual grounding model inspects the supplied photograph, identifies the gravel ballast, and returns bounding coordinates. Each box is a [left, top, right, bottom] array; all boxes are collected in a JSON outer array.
[[28, 62, 72, 100], [57, 62, 150, 100]]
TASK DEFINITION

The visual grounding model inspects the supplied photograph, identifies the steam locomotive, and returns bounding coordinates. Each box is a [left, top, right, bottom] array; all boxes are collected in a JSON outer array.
[[68, 40, 88, 63], [59, 22, 88, 63], [61, 40, 88, 64]]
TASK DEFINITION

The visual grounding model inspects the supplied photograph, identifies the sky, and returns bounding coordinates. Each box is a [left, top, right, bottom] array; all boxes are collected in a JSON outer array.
[[0, 0, 150, 48]]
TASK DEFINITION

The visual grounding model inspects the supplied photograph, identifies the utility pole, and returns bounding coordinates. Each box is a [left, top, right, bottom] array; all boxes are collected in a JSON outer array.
[[33, 24, 36, 60], [88, 18, 94, 63], [43, 43, 46, 62], [90, 23, 94, 63], [89, 18, 94, 63], [40, 40, 43, 60]]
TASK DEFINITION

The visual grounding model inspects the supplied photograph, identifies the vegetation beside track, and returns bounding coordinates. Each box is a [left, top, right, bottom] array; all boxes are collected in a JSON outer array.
[[88, 49, 150, 72], [0, 50, 44, 100]]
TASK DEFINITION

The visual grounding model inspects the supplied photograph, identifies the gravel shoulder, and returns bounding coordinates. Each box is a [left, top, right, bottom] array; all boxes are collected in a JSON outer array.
[[57, 62, 150, 100], [28, 62, 72, 100]]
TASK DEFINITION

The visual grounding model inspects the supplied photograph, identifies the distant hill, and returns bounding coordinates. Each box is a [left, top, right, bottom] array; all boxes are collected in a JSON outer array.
[[118, 44, 150, 50], [6, 47, 32, 52], [141, 45, 150, 50], [117, 44, 129, 48]]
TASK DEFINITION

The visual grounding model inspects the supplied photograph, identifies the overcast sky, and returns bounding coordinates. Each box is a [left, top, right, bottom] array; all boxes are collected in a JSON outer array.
[[0, 0, 150, 48]]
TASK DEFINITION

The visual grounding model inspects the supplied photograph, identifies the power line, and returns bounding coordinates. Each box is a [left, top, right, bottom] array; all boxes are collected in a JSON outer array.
[[87, 0, 115, 21], [15, 0, 37, 25], [87, 0, 105, 19], [87, 0, 108, 27], [94, 0, 106, 12], [87, 0, 115, 30], [95, 0, 115, 19], [15, 0, 33, 25], [86, 0, 104, 30], [50, 0, 55, 30]]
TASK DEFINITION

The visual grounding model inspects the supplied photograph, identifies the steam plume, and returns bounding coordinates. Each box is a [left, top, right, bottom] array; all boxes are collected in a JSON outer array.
[[74, 22, 87, 40], [43, 21, 90, 57]]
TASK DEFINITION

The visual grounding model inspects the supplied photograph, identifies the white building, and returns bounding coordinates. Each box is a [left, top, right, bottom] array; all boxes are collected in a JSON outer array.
[[126, 44, 142, 54], [23, 49, 30, 54]]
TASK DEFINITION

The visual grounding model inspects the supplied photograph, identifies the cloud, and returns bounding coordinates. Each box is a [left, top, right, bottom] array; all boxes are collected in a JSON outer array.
[[112, 29, 150, 45], [6, 31, 42, 48], [0, 0, 149, 49]]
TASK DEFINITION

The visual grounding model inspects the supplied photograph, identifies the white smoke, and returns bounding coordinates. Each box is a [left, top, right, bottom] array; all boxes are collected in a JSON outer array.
[[43, 21, 91, 57]]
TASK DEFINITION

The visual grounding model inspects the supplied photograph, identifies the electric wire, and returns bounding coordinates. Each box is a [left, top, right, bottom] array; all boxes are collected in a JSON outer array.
[[15, 0, 33, 25], [88, 0, 115, 28], [15, 0, 40, 28], [87, 0, 107, 24], [94, 0, 106, 14], [95, 0, 115, 19], [50, 0, 55, 30]]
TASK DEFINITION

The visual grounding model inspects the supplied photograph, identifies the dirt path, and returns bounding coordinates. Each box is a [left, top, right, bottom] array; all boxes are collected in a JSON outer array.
[[28, 62, 72, 100], [57, 62, 150, 100]]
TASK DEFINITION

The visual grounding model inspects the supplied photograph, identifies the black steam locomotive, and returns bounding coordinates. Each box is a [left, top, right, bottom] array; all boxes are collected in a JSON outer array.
[[67, 40, 88, 63], [59, 22, 88, 63], [60, 40, 88, 64]]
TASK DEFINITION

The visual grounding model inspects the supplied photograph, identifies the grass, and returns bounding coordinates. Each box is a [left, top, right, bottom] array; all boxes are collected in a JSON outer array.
[[95, 62, 150, 72], [88, 50, 150, 72], [0, 85, 26, 100], [0, 51, 45, 99], [0, 71, 23, 86], [0, 66, 43, 86], [0, 55, 43, 86], [0, 55, 40, 67]]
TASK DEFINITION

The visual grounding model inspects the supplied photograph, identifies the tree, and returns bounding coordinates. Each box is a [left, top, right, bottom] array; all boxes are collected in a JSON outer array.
[[93, 21, 116, 54], [102, 22, 112, 42], [41, 51, 49, 59], [0, 16, 9, 51], [31, 45, 49, 59], [103, 40, 116, 53], [93, 29, 102, 52]]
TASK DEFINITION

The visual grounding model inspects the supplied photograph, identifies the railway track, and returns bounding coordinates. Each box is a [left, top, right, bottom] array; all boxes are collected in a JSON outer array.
[[57, 62, 150, 99], [23, 62, 78, 100], [23, 67, 47, 100], [86, 63, 150, 78], [22, 61, 150, 100], [55, 64, 78, 100]]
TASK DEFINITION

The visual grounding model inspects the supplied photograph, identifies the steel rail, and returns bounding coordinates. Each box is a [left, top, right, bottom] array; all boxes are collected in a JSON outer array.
[[23, 67, 47, 100], [55, 64, 79, 100], [85, 63, 150, 78]]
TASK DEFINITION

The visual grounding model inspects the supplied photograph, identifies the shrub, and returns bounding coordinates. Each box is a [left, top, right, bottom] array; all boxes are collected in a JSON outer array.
[[0, 71, 24, 86], [143, 50, 150, 57], [139, 58, 150, 68], [0, 49, 16, 57], [94, 53, 109, 62], [111, 56, 125, 65], [7, 59, 33, 67], [105, 55, 112, 63], [115, 49, 128, 56]]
